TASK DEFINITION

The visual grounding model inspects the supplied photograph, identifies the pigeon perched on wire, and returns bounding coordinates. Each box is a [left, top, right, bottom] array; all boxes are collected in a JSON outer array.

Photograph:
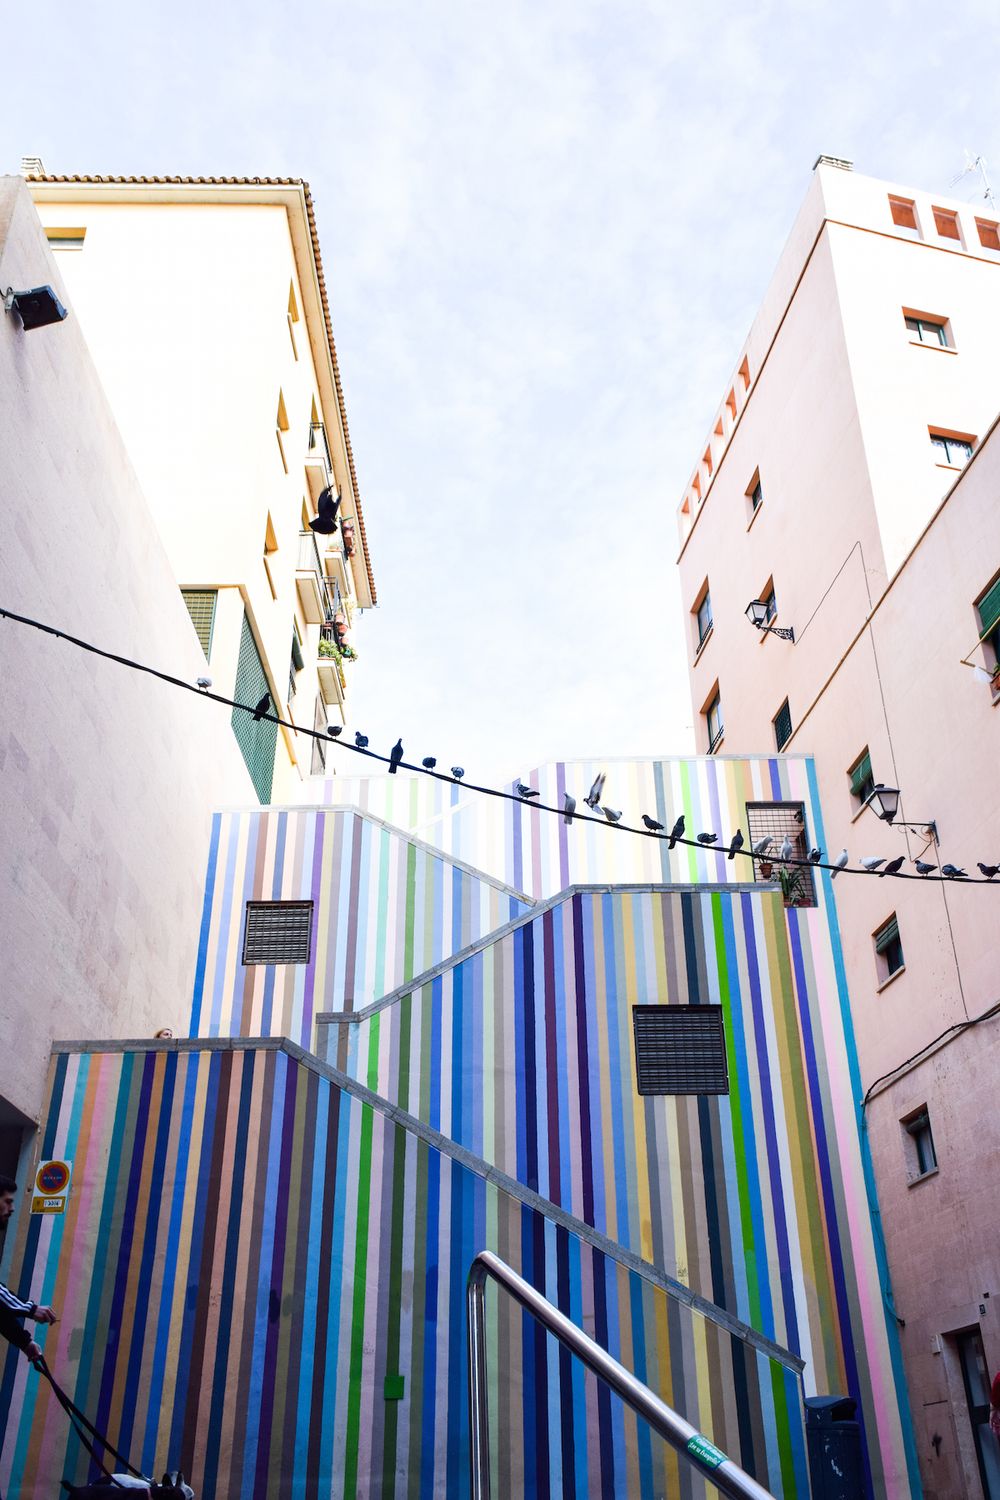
[[914, 859, 936, 876], [516, 782, 540, 799], [584, 773, 606, 810], [860, 857, 886, 873], [451, 766, 465, 780], [667, 816, 685, 849], [752, 836, 772, 857], [355, 732, 369, 748], [879, 855, 905, 877], [728, 830, 744, 860], [421, 756, 437, 769], [309, 485, 341, 536], [196, 676, 212, 691], [327, 724, 343, 738], [252, 693, 270, 721], [388, 738, 404, 774], [642, 814, 664, 832], [808, 847, 823, 863], [697, 832, 719, 845], [563, 793, 576, 825], [778, 835, 794, 862], [602, 807, 622, 824], [941, 864, 968, 878], [831, 850, 849, 878], [977, 862, 999, 880]]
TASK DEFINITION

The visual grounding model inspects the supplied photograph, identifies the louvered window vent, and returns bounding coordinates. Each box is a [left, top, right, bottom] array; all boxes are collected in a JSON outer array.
[[633, 1005, 729, 1095], [242, 901, 314, 965]]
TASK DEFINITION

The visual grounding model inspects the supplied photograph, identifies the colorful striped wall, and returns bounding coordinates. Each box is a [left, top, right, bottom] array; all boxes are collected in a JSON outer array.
[[320, 882, 908, 1495], [191, 807, 531, 1044], [0, 1043, 808, 1499]]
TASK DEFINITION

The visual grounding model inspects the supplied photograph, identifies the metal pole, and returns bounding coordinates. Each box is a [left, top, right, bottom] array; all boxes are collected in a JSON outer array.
[[467, 1250, 775, 1500]]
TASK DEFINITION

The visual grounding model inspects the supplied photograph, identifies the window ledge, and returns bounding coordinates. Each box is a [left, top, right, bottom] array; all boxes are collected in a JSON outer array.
[[907, 1166, 939, 1188], [694, 625, 714, 663], [934, 461, 966, 472], [876, 964, 906, 994], [850, 802, 870, 825], [746, 503, 764, 533], [909, 339, 957, 354]]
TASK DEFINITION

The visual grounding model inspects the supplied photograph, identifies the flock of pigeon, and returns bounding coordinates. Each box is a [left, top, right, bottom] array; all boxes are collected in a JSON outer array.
[[243, 711, 998, 883]]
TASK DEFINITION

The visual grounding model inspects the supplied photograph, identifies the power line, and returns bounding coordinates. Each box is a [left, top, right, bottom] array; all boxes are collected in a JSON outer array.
[[2, 602, 997, 886]]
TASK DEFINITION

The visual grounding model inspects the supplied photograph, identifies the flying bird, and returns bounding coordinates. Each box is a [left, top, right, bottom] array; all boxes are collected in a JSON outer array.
[[563, 793, 576, 824], [808, 847, 823, 863], [728, 830, 744, 860], [752, 836, 772, 857], [667, 815, 685, 849], [879, 855, 905, 877], [451, 766, 465, 780], [309, 485, 341, 536], [778, 835, 794, 862], [697, 832, 719, 845], [421, 756, 437, 769], [977, 862, 999, 880], [941, 864, 968, 878], [355, 731, 369, 748], [602, 807, 622, 824], [388, 738, 404, 774], [642, 815, 664, 832], [196, 676, 212, 691], [831, 850, 849, 878], [860, 857, 886, 872], [252, 693, 270, 721], [584, 773, 606, 810], [516, 782, 540, 799], [914, 860, 937, 876], [327, 724, 343, 738]]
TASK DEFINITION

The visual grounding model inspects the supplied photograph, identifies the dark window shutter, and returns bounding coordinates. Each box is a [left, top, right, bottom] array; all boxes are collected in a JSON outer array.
[[874, 915, 900, 954], [231, 612, 277, 803], [633, 1006, 728, 1095], [774, 700, 793, 750], [243, 901, 314, 964], [181, 589, 217, 658], [978, 577, 1000, 637], [850, 751, 873, 796]]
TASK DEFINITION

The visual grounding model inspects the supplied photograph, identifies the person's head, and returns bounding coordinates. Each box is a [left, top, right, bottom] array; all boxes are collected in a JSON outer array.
[[0, 1173, 18, 1224]]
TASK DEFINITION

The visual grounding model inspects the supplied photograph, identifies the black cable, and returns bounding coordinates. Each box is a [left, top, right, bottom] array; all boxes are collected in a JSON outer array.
[[2, 602, 997, 885], [861, 997, 1000, 1113]]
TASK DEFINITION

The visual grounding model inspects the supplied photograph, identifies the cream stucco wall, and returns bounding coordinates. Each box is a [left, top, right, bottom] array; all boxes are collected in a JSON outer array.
[[0, 177, 257, 1127]]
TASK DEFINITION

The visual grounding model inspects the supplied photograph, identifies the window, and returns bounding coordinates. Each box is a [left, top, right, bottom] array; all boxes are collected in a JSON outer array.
[[874, 914, 904, 981], [287, 282, 300, 358], [311, 697, 328, 775], [243, 901, 314, 965], [45, 227, 86, 251], [901, 1107, 937, 1182], [738, 357, 750, 392], [231, 612, 278, 804], [975, 218, 1000, 251], [904, 313, 948, 347], [180, 589, 217, 659], [761, 583, 777, 624], [726, 388, 737, 421], [276, 390, 290, 472], [633, 1006, 728, 1095], [702, 447, 713, 479], [976, 576, 1000, 692], [694, 584, 713, 648], [932, 207, 961, 242], [289, 625, 304, 703], [888, 196, 918, 232], [263, 512, 279, 599], [705, 689, 723, 753], [773, 698, 792, 750], [746, 801, 816, 906], [849, 748, 874, 809], [746, 468, 763, 522], [930, 431, 974, 468]]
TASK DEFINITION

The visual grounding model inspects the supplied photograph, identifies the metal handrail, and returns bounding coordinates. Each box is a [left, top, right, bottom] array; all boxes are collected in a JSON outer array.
[[467, 1250, 775, 1500]]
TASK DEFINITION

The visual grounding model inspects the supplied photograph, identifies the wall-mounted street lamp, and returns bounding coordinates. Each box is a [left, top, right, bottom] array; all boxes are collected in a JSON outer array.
[[863, 783, 938, 843], [3, 285, 68, 330], [745, 600, 795, 642]]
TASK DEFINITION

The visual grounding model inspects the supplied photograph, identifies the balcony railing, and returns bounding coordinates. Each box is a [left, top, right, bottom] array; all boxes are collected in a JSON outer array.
[[295, 531, 330, 625], [308, 420, 334, 471]]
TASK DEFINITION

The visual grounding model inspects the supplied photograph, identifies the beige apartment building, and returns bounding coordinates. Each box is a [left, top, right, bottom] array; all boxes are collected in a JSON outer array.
[[676, 158, 1000, 1499], [26, 170, 375, 802]]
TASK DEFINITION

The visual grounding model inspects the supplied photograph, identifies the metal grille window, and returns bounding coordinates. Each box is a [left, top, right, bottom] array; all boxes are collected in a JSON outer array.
[[243, 901, 314, 965], [930, 432, 973, 467], [849, 749, 874, 805], [696, 588, 713, 645], [705, 691, 723, 753], [231, 612, 277, 804], [633, 1006, 728, 1095], [773, 699, 793, 750], [181, 589, 217, 659], [745, 801, 816, 906], [874, 915, 904, 978]]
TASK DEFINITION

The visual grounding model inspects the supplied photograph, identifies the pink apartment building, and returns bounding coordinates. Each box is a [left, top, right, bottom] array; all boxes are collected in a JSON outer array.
[[676, 158, 1000, 1500]]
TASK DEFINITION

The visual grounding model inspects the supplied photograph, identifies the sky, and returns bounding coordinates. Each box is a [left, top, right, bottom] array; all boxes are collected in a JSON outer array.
[[3, 0, 999, 783]]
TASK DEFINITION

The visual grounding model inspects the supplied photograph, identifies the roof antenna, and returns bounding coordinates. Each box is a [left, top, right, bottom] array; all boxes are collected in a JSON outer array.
[[949, 151, 997, 212]]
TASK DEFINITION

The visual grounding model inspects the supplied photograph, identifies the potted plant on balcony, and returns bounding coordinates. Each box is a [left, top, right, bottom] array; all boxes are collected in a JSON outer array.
[[341, 518, 357, 557], [777, 866, 809, 908]]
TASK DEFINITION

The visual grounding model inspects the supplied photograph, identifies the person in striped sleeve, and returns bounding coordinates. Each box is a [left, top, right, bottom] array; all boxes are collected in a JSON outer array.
[[0, 1174, 58, 1365]]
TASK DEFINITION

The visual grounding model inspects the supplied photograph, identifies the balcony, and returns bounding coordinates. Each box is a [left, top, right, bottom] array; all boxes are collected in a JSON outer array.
[[296, 531, 328, 625], [316, 638, 346, 706], [304, 421, 334, 507]]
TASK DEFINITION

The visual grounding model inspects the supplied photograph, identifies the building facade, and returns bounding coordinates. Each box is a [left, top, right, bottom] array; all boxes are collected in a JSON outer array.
[[26, 171, 376, 800], [675, 160, 1000, 1499]]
